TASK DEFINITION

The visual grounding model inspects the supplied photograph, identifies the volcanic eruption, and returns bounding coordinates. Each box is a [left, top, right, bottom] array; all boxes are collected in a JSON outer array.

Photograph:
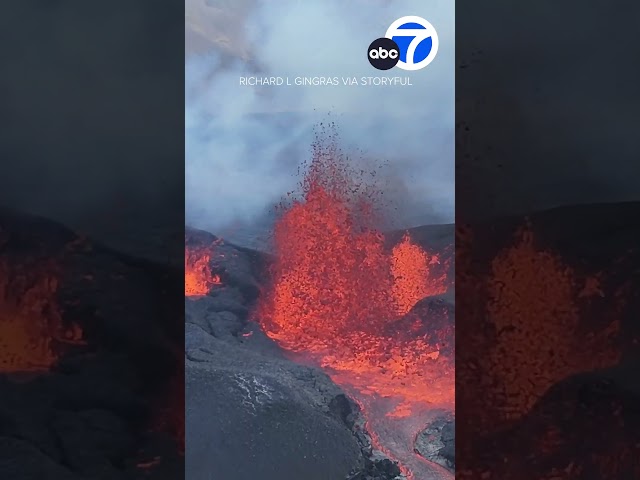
[[456, 205, 639, 479], [184, 125, 454, 479], [253, 128, 455, 478]]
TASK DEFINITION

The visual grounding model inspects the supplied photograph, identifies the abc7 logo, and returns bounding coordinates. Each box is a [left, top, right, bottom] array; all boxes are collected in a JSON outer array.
[[368, 16, 439, 71], [367, 38, 400, 70]]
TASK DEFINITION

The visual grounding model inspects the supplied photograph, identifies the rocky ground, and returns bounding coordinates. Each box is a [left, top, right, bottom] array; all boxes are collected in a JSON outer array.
[[185, 225, 454, 480], [415, 415, 455, 472], [0, 208, 184, 479]]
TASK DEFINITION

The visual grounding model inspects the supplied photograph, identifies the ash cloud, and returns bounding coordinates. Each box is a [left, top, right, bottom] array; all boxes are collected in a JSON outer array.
[[185, 0, 455, 239]]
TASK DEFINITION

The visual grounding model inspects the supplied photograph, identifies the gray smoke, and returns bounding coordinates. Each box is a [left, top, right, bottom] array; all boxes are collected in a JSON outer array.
[[185, 0, 454, 240]]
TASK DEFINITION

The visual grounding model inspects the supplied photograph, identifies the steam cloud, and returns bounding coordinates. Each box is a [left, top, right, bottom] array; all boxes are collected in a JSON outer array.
[[185, 0, 455, 241]]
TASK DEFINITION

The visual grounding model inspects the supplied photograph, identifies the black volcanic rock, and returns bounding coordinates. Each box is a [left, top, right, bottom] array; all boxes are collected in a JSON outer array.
[[186, 226, 265, 303], [347, 450, 405, 480], [185, 225, 454, 480], [466, 366, 640, 479], [393, 295, 454, 332], [185, 323, 364, 480], [184, 230, 420, 480], [0, 436, 79, 480], [386, 223, 454, 254], [415, 414, 455, 472]]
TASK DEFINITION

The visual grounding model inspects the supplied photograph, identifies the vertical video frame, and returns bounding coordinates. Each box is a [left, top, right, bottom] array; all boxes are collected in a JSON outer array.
[[185, 2, 454, 479]]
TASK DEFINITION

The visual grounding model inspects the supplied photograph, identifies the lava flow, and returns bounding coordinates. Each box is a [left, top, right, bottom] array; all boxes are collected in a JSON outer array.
[[256, 134, 454, 478]]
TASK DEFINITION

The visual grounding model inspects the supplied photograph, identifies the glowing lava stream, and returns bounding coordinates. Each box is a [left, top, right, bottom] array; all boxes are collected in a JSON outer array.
[[256, 139, 454, 479], [360, 400, 453, 480]]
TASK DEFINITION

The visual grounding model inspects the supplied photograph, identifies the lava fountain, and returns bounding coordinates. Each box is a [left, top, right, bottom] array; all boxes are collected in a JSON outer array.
[[485, 225, 622, 423], [456, 219, 628, 477], [256, 132, 454, 479]]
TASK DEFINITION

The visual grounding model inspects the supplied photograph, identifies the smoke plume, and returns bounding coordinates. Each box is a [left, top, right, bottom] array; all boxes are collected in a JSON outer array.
[[185, 0, 455, 241]]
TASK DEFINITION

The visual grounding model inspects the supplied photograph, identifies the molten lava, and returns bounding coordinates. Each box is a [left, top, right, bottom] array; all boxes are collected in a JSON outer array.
[[0, 312, 57, 372], [256, 134, 454, 478], [0, 258, 83, 373], [457, 222, 630, 478], [485, 226, 621, 422], [185, 247, 222, 297], [392, 233, 446, 315]]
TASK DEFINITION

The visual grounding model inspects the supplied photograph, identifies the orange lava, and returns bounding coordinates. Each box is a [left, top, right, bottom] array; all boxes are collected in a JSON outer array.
[[391, 233, 446, 315], [486, 226, 621, 422], [0, 311, 58, 372], [185, 248, 221, 297], [257, 136, 453, 423], [0, 258, 83, 373], [457, 223, 629, 478]]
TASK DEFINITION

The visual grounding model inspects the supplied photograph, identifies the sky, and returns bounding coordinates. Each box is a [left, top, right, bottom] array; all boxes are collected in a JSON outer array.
[[185, 0, 456, 236]]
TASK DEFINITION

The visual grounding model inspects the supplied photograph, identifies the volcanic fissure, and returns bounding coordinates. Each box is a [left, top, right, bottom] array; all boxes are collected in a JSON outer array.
[[185, 130, 455, 479]]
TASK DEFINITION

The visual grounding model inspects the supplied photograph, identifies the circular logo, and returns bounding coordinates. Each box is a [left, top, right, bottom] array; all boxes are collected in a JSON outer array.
[[385, 16, 438, 71], [367, 37, 400, 71]]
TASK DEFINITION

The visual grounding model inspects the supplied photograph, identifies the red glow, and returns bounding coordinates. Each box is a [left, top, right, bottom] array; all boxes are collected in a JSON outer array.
[[486, 226, 621, 422], [255, 135, 454, 476], [392, 233, 447, 315], [0, 311, 58, 372], [0, 258, 83, 373], [184, 247, 222, 297]]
